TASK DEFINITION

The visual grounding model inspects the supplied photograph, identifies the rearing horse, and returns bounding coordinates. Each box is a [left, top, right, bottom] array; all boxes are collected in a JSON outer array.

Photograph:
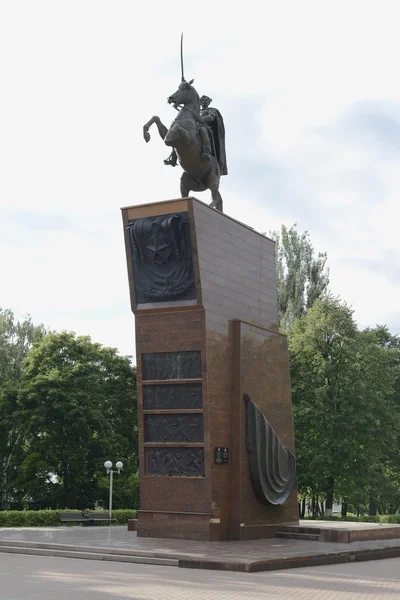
[[143, 80, 223, 212]]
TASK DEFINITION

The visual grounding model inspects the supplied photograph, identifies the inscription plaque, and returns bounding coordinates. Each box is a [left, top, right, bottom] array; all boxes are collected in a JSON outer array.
[[214, 447, 229, 465], [145, 414, 204, 443], [142, 351, 201, 381], [146, 447, 205, 477]]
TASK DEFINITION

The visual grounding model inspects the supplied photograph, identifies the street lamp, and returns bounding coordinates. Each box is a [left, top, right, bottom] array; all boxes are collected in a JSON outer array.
[[104, 460, 123, 520]]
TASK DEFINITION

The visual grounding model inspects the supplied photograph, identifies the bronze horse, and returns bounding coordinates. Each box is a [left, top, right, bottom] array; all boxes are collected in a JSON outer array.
[[143, 80, 224, 212]]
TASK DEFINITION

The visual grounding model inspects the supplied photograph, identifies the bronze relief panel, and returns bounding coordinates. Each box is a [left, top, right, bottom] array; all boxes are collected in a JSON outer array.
[[127, 211, 196, 303], [143, 383, 202, 410], [142, 351, 201, 380], [145, 414, 204, 443], [146, 447, 205, 477]]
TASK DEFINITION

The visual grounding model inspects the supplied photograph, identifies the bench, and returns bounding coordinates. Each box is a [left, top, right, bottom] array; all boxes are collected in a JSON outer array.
[[58, 511, 88, 524], [58, 511, 116, 525], [86, 512, 116, 524]]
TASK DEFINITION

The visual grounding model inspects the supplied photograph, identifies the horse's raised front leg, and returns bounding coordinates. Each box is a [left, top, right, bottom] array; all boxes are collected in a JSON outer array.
[[143, 116, 168, 143]]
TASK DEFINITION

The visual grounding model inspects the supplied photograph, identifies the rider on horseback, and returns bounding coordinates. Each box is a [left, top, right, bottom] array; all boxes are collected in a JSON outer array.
[[164, 95, 227, 176], [197, 95, 217, 161]]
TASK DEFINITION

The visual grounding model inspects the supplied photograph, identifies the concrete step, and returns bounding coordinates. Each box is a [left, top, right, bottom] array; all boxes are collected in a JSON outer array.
[[276, 532, 321, 541], [0, 543, 178, 567], [0, 539, 181, 560]]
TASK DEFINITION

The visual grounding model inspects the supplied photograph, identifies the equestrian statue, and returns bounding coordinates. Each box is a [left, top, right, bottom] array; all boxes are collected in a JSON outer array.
[[142, 35, 228, 212]]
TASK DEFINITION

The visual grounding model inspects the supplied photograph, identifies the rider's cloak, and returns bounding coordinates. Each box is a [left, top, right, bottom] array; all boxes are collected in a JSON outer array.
[[207, 108, 228, 176]]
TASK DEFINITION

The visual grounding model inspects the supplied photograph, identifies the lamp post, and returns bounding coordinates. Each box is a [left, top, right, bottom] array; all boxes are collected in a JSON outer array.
[[104, 460, 123, 520]]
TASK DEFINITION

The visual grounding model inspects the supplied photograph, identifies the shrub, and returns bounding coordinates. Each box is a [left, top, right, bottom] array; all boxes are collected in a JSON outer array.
[[302, 514, 380, 523], [0, 511, 28, 527], [0, 509, 136, 527], [380, 514, 400, 524], [112, 509, 137, 524], [24, 510, 60, 527]]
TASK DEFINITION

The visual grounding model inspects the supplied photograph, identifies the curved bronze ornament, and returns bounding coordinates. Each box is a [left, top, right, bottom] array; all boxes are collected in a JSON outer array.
[[244, 394, 296, 505]]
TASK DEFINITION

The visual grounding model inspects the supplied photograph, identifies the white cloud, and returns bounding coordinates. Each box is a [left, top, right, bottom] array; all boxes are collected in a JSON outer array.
[[1, 0, 400, 358]]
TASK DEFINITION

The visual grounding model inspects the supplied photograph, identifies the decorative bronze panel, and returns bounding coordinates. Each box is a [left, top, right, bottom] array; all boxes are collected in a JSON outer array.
[[127, 211, 195, 303], [146, 447, 205, 477], [142, 351, 201, 381], [245, 394, 296, 505], [145, 414, 204, 443], [143, 383, 202, 410]]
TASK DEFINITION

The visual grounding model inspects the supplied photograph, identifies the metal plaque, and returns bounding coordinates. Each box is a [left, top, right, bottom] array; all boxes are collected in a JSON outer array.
[[214, 446, 229, 465]]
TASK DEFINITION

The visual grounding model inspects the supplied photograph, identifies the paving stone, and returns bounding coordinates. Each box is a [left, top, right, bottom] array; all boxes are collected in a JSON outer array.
[[1, 552, 400, 599], [0, 525, 400, 573]]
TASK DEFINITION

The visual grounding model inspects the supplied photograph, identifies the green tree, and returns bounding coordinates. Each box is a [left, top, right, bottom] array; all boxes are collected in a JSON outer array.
[[0, 309, 46, 509], [357, 326, 400, 515], [0, 308, 46, 385], [271, 225, 329, 328], [19, 332, 137, 509], [289, 296, 399, 515]]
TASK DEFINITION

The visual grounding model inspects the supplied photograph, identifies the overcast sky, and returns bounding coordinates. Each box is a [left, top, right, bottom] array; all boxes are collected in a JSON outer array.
[[1, 1, 399, 359]]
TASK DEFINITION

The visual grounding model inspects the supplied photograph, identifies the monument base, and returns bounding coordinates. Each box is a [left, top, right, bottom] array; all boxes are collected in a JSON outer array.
[[122, 197, 299, 541], [137, 511, 220, 541]]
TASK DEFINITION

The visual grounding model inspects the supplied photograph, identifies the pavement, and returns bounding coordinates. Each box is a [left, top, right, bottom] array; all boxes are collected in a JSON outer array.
[[1, 552, 400, 599], [1, 525, 400, 572]]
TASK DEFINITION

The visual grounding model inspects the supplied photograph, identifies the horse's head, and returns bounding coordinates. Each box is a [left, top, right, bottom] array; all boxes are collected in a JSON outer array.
[[167, 79, 199, 111]]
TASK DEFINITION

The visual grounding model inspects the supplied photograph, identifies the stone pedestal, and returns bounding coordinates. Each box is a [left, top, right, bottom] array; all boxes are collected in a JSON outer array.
[[121, 197, 298, 541]]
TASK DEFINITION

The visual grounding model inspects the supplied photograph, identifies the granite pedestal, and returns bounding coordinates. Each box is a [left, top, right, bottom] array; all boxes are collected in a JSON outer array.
[[121, 197, 299, 540]]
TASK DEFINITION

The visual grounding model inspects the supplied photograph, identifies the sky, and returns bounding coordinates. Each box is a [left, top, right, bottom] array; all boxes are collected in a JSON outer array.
[[1, 0, 400, 360]]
